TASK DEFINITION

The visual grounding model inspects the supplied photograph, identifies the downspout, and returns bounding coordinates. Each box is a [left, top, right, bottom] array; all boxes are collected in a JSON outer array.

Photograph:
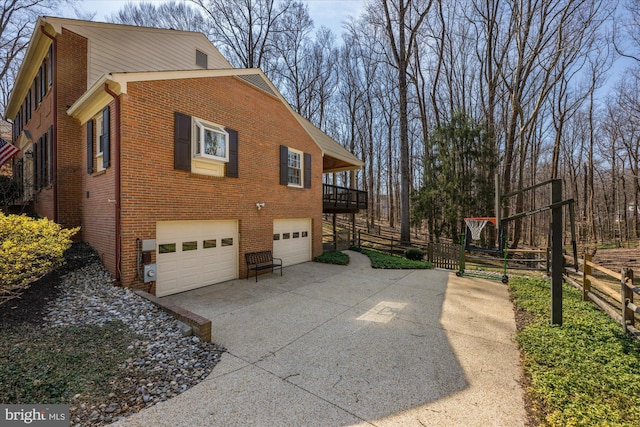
[[40, 26, 58, 223], [104, 83, 122, 285]]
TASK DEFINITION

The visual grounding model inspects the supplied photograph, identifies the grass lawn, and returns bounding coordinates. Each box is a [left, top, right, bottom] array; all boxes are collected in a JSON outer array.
[[351, 247, 433, 269], [510, 276, 640, 426], [0, 322, 139, 404]]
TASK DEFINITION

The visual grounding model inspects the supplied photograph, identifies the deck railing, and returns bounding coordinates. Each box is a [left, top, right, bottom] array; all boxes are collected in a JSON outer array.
[[323, 184, 367, 211]]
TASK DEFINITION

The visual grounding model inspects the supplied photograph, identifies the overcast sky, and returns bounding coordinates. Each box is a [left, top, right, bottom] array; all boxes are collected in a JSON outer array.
[[65, 0, 365, 37]]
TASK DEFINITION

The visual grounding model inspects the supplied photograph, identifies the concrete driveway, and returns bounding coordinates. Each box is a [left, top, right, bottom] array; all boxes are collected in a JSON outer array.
[[116, 250, 526, 426]]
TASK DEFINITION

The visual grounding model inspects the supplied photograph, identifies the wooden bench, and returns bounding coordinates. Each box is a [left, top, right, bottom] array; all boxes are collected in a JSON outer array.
[[245, 250, 283, 282]]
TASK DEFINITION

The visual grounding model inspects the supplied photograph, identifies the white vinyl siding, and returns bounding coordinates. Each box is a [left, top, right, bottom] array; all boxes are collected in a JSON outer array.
[[45, 18, 232, 89]]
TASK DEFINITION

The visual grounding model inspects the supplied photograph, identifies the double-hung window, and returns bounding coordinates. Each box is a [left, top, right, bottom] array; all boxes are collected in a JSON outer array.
[[287, 148, 303, 187], [87, 106, 110, 174], [279, 145, 310, 188], [194, 118, 229, 162], [95, 113, 104, 171]]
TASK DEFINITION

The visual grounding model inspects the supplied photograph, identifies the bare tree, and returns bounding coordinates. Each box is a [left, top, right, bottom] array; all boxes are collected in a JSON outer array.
[[335, 27, 366, 192], [1, 0, 71, 116], [495, 0, 610, 247], [193, 0, 293, 73], [108, 1, 208, 32], [369, 0, 434, 243], [271, 3, 338, 128], [306, 27, 339, 128], [615, 72, 640, 239]]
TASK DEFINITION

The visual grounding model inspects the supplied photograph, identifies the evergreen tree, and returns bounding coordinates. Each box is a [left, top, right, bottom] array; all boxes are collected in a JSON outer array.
[[412, 112, 497, 242]]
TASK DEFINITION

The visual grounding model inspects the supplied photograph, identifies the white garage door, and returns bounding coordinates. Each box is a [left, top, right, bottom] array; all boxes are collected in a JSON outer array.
[[273, 218, 312, 267], [156, 220, 238, 297]]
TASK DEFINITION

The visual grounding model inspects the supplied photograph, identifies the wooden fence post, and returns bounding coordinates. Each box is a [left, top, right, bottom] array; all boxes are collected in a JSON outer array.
[[459, 234, 466, 273], [546, 247, 551, 277], [583, 254, 592, 301], [622, 268, 635, 332]]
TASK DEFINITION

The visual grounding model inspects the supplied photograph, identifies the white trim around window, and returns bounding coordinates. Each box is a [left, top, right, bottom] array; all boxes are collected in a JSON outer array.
[[287, 147, 303, 187], [193, 117, 229, 163], [95, 113, 104, 172]]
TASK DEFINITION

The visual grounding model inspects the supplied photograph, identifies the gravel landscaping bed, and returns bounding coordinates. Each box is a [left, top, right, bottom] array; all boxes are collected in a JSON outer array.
[[1, 244, 225, 426]]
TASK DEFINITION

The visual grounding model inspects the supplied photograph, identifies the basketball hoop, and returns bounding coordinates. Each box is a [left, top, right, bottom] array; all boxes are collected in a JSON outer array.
[[464, 217, 496, 241]]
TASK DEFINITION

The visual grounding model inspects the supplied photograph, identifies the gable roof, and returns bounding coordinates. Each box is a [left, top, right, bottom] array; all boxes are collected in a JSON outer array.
[[46, 17, 232, 88], [6, 16, 362, 171], [67, 68, 363, 171], [5, 16, 231, 120], [294, 114, 363, 172]]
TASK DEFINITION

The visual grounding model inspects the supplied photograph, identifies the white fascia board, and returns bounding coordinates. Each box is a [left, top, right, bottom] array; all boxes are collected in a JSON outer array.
[[66, 75, 121, 124]]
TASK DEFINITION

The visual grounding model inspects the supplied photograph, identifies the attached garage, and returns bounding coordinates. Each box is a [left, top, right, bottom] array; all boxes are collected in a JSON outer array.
[[156, 220, 238, 297], [273, 218, 312, 267]]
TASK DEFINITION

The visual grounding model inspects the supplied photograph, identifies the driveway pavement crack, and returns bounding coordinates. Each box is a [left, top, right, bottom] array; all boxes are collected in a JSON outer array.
[[332, 375, 343, 388], [283, 373, 300, 381]]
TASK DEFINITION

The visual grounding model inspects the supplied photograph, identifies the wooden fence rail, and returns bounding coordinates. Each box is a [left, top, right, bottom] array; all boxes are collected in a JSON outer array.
[[356, 231, 460, 270], [622, 268, 637, 333], [579, 254, 636, 335]]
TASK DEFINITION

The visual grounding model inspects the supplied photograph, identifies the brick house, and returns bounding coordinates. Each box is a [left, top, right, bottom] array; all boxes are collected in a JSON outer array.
[[5, 17, 365, 296]]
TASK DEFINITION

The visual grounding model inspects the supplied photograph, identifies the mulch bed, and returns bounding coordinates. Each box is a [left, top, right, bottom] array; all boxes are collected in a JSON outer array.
[[0, 243, 99, 327]]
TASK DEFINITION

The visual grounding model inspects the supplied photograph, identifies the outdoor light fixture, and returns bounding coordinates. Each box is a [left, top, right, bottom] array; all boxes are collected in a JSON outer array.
[[256, 202, 265, 210]]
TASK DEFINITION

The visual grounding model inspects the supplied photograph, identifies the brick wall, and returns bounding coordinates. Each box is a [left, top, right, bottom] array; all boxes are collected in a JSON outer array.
[[55, 29, 86, 231], [80, 104, 117, 276], [116, 76, 323, 288], [27, 88, 54, 219]]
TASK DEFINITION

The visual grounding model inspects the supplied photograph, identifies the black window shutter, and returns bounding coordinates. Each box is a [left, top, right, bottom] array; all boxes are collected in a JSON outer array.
[[304, 153, 311, 189], [87, 119, 94, 174], [279, 145, 288, 185], [41, 135, 47, 187], [225, 128, 238, 178], [174, 112, 192, 171], [102, 106, 110, 168], [48, 126, 53, 184], [48, 45, 53, 87], [40, 63, 46, 101], [33, 142, 39, 191]]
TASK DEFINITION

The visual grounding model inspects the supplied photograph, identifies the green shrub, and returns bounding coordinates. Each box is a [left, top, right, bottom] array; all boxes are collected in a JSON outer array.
[[351, 246, 433, 269], [0, 213, 78, 305], [405, 248, 424, 261], [314, 251, 350, 265]]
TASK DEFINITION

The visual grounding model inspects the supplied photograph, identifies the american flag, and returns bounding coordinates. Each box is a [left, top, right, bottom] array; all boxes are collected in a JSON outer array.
[[0, 137, 19, 168]]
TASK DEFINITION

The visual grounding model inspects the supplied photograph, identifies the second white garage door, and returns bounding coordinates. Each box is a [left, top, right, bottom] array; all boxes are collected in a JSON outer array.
[[273, 218, 312, 267], [156, 220, 238, 297]]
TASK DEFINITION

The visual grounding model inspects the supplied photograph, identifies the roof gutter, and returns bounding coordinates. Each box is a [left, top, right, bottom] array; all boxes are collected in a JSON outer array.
[[104, 83, 122, 285], [40, 25, 58, 223]]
